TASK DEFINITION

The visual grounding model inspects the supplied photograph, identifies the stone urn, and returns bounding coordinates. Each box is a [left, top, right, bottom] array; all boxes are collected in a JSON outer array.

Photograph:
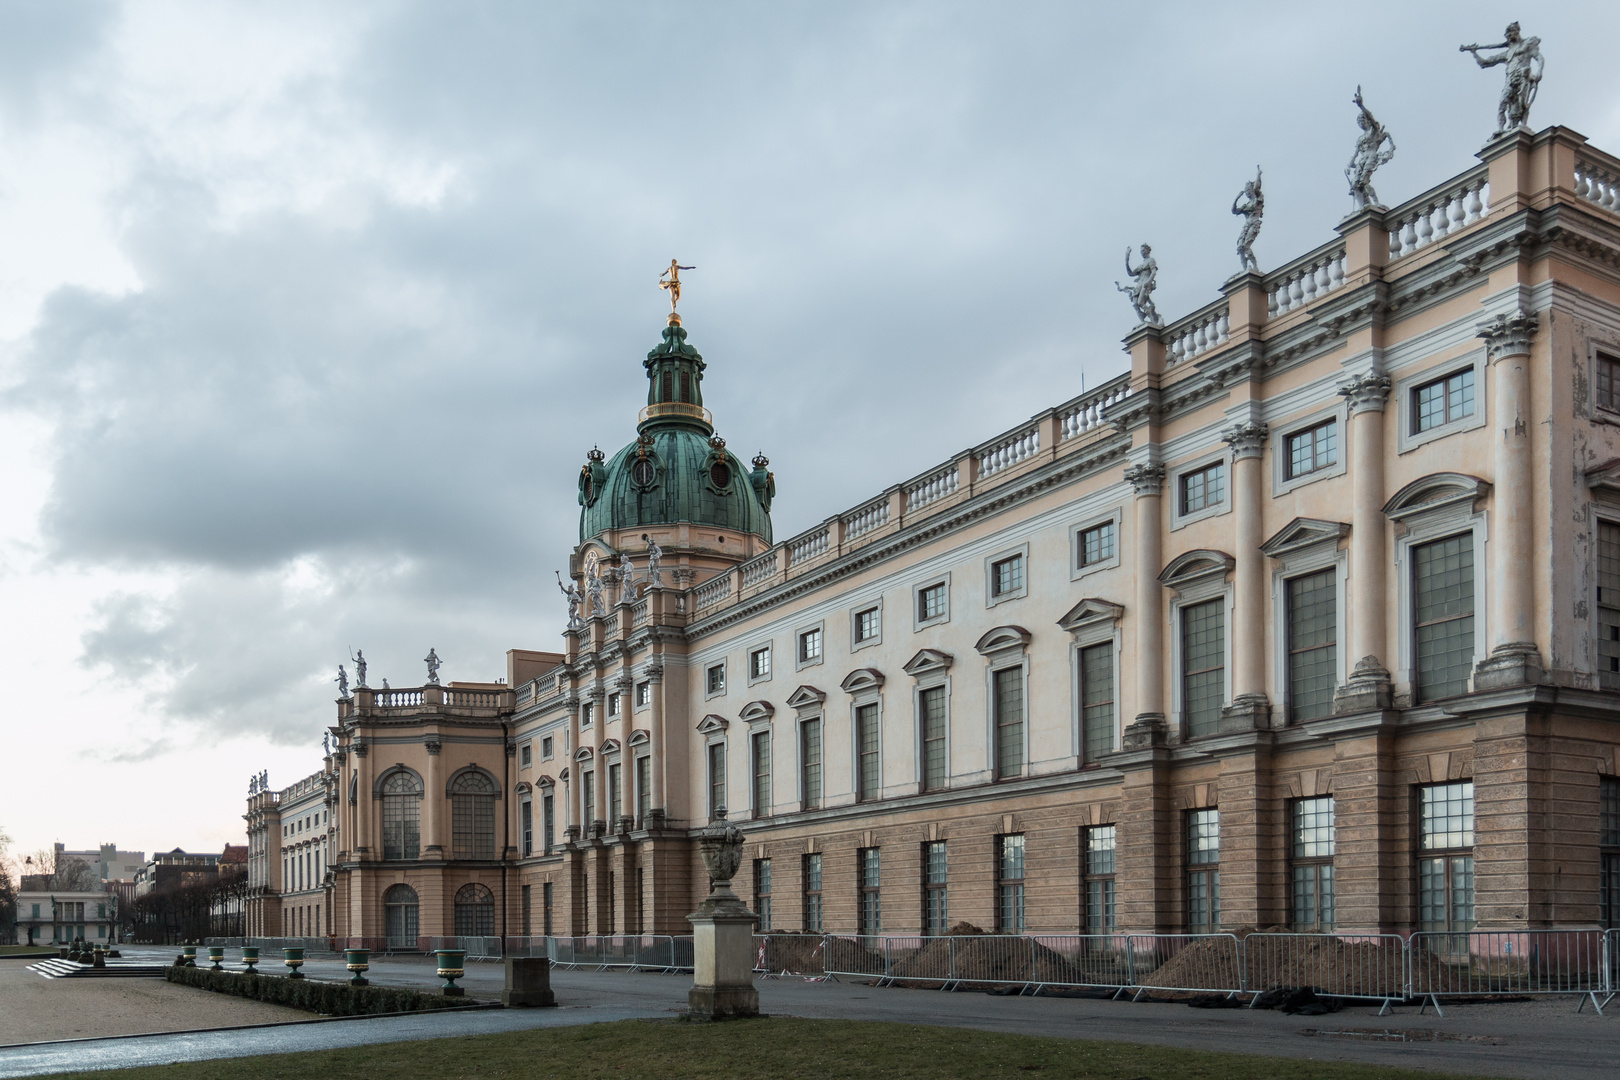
[[435, 949, 466, 997], [687, 810, 759, 1020], [180, 945, 198, 968], [92, 945, 106, 969], [283, 947, 306, 979], [241, 946, 260, 974], [207, 946, 226, 970], [344, 947, 371, 987]]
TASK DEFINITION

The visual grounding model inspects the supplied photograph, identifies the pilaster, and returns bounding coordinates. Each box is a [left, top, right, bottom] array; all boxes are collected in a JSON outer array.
[[1334, 371, 1394, 713], [1124, 463, 1166, 725], [1221, 420, 1271, 727]]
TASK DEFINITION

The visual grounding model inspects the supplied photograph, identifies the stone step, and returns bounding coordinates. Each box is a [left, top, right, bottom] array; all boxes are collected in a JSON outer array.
[[27, 959, 168, 979]]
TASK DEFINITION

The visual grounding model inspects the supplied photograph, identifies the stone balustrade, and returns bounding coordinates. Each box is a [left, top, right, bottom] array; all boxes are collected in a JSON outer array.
[[1576, 158, 1620, 214], [842, 499, 890, 541], [788, 526, 830, 566], [1268, 249, 1348, 316], [1061, 381, 1130, 440], [1386, 171, 1490, 260], [631, 600, 649, 628], [691, 573, 732, 611], [977, 424, 1040, 478], [373, 689, 424, 708], [904, 464, 959, 513], [602, 613, 619, 636], [740, 552, 777, 588], [1165, 305, 1230, 363]]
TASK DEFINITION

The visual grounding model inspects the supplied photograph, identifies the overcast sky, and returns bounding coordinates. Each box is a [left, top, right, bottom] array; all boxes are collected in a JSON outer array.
[[2, 0, 1616, 864]]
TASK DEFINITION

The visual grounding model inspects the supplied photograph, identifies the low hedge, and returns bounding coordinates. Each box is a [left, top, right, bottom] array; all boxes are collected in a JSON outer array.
[[165, 965, 476, 1016]]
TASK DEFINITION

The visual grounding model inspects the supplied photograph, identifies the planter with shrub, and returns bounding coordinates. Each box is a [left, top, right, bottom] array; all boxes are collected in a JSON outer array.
[[165, 966, 479, 1016]]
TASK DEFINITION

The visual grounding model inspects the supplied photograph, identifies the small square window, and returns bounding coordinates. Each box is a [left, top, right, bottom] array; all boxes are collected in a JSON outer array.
[[520, 743, 532, 768], [1286, 420, 1338, 479], [799, 627, 823, 663], [855, 606, 881, 643], [917, 581, 947, 623], [749, 646, 771, 681], [990, 554, 1024, 597], [1413, 369, 1475, 433], [1180, 462, 1226, 515], [635, 681, 650, 708], [707, 663, 726, 695], [541, 736, 554, 760], [1598, 353, 1620, 412], [607, 691, 621, 718], [1079, 522, 1116, 568]]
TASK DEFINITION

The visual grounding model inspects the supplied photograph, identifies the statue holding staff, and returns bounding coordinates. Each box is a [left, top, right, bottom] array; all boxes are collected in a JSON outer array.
[[1346, 86, 1396, 211], [1460, 22, 1543, 136], [1231, 168, 1263, 272], [556, 571, 584, 629]]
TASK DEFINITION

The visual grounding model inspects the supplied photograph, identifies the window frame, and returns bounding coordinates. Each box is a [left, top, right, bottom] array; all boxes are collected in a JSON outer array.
[[853, 700, 882, 803], [916, 681, 950, 793], [541, 735, 555, 761], [1070, 508, 1123, 580], [1600, 776, 1620, 930], [1591, 344, 1620, 417], [520, 742, 532, 769], [984, 543, 1030, 608], [1083, 824, 1117, 934], [753, 858, 773, 932], [704, 660, 727, 700], [1265, 524, 1348, 723], [1273, 403, 1348, 495], [606, 691, 621, 719], [913, 573, 951, 631], [1177, 594, 1229, 740], [922, 840, 948, 935], [803, 852, 824, 933], [746, 641, 773, 686], [857, 847, 882, 939], [1289, 796, 1336, 932], [1591, 509, 1620, 690], [634, 680, 651, 710], [995, 833, 1026, 933], [1185, 807, 1221, 934], [798, 715, 824, 812], [795, 621, 825, 670], [1170, 450, 1231, 530], [1396, 350, 1487, 454], [705, 738, 727, 820], [1416, 781, 1476, 934], [851, 600, 884, 652], [750, 728, 772, 819]]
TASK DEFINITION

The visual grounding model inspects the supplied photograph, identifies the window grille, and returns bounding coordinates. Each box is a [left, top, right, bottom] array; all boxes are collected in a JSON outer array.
[[1414, 368, 1475, 432], [753, 859, 772, 932], [707, 664, 725, 694], [923, 841, 948, 935], [1286, 569, 1337, 721], [858, 848, 881, 938], [1598, 353, 1620, 411], [607, 762, 622, 823], [1418, 781, 1475, 933], [800, 718, 822, 811], [635, 681, 650, 708], [1180, 462, 1225, 514], [450, 771, 497, 860], [1084, 825, 1116, 933], [749, 647, 771, 680], [996, 834, 1025, 932], [1413, 534, 1474, 702], [990, 554, 1025, 597], [707, 742, 726, 818], [453, 883, 495, 937], [856, 703, 881, 801], [521, 799, 533, 857], [855, 607, 880, 643], [799, 627, 822, 662], [803, 853, 823, 932], [752, 730, 771, 818], [993, 666, 1024, 779], [1182, 599, 1225, 737], [1286, 419, 1338, 478], [1080, 521, 1116, 567], [543, 794, 555, 853], [1186, 809, 1220, 933], [918, 582, 947, 621], [1080, 641, 1115, 761], [582, 771, 595, 828], [1598, 522, 1620, 678], [636, 757, 651, 825], [1290, 797, 1335, 931], [1601, 777, 1620, 929], [381, 771, 422, 861], [919, 686, 947, 791], [607, 691, 620, 717]]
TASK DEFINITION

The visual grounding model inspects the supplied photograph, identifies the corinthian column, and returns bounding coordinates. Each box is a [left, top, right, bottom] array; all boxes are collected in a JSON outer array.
[[1221, 421, 1270, 727], [1334, 372, 1394, 713], [1122, 463, 1167, 746], [1474, 309, 1545, 689]]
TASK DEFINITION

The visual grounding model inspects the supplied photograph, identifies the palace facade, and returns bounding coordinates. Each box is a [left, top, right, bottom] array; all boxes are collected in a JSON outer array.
[[248, 120, 1620, 947]]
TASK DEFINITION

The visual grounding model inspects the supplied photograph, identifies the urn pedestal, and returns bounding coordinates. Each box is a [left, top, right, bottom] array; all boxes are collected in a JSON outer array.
[[686, 811, 760, 1020]]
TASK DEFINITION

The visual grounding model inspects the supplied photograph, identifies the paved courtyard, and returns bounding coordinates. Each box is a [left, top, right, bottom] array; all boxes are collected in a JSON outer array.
[[0, 948, 1615, 1080]]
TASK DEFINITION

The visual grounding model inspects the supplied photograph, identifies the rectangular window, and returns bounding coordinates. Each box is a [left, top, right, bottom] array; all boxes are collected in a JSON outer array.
[[636, 756, 651, 825], [521, 800, 534, 857], [543, 793, 555, 853], [1414, 368, 1476, 433], [1601, 777, 1620, 929], [520, 743, 532, 768], [1180, 461, 1226, 515], [707, 742, 727, 818], [608, 762, 622, 823], [1413, 533, 1474, 702], [803, 853, 823, 932], [706, 664, 726, 695], [607, 691, 621, 717], [1186, 808, 1221, 934], [856, 703, 881, 801], [522, 884, 532, 936], [581, 771, 595, 827], [752, 729, 771, 818], [919, 685, 947, 791], [635, 681, 650, 708], [918, 581, 947, 622], [1598, 353, 1620, 412], [541, 736, 554, 760], [1080, 641, 1115, 761], [855, 606, 881, 643], [1418, 781, 1475, 933], [858, 848, 881, 938], [993, 666, 1025, 779], [1182, 598, 1226, 737], [1286, 419, 1338, 478], [1290, 797, 1336, 931], [1286, 569, 1337, 722], [581, 701, 594, 727], [990, 554, 1025, 598], [753, 859, 772, 932], [543, 882, 554, 936], [749, 646, 771, 680], [1598, 522, 1620, 678], [800, 718, 822, 811], [923, 841, 948, 935], [798, 627, 822, 663], [1079, 521, 1116, 568], [996, 834, 1026, 933], [1084, 825, 1117, 933]]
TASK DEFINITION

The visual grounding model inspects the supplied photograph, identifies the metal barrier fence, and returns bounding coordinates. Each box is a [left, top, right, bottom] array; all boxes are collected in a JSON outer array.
[[1124, 933, 1244, 999], [1243, 933, 1408, 1014], [547, 935, 694, 972], [427, 936, 504, 960], [753, 934, 828, 976], [1408, 930, 1611, 1016]]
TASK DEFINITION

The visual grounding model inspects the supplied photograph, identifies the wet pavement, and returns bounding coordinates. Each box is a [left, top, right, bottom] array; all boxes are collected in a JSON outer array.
[[0, 947, 1615, 1079]]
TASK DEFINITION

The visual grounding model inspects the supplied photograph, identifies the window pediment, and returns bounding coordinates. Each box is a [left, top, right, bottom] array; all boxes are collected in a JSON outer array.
[[839, 668, 886, 694], [1382, 473, 1490, 522], [1587, 459, 1620, 497], [1159, 550, 1235, 591], [785, 684, 826, 710], [537, 774, 555, 790], [373, 765, 424, 798], [1057, 599, 1124, 634], [902, 649, 954, 676], [573, 746, 594, 762], [515, 781, 532, 794], [1260, 518, 1350, 558], [557, 767, 570, 782], [696, 714, 729, 735], [627, 729, 650, 747], [600, 738, 621, 755], [739, 700, 776, 724], [974, 625, 1032, 655]]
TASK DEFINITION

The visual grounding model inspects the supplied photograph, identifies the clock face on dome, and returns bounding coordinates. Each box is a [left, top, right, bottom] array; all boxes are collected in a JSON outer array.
[[584, 550, 601, 581]]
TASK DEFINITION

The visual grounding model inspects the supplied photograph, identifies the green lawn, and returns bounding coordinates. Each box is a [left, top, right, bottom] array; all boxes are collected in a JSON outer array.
[[39, 1018, 1489, 1080], [0, 945, 55, 956]]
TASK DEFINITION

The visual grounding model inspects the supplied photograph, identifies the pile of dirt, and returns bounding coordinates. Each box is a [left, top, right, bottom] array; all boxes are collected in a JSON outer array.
[[755, 933, 827, 975], [1134, 935, 1244, 994], [886, 930, 1105, 988], [820, 935, 886, 976], [1245, 935, 1407, 998]]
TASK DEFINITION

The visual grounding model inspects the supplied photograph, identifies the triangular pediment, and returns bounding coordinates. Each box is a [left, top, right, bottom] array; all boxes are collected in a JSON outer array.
[[1260, 517, 1350, 558], [1382, 473, 1489, 521], [840, 668, 886, 694], [1587, 459, 1620, 495], [1159, 549, 1235, 590], [537, 774, 555, 790], [696, 714, 729, 735], [1057, 599, 1125, 634], [740, 700, 776, 723], [902, 649, 955, 676], [785, 684, 826, 710], [600, 738, 621, 755], [975, 626, 1032, 655]]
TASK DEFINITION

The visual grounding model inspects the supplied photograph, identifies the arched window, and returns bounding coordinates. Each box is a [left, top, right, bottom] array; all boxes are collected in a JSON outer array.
[[450, 770, 498, 860], [383, 884, 419, 949], [381, 771, 423, 861], [454, 882, 495, 937]]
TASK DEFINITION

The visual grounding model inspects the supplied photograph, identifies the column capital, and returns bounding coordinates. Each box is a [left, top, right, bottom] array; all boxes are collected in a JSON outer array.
[[1477, 308, 1539, 362], [422, 737, 441, 756], [1123, 463, 1166, 496], [1337, 372, 1392, 413], [1221, 420, 1269, 460]]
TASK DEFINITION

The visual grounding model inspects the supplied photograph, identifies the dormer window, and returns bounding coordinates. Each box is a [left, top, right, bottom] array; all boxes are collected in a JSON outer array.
[[710, 460, 731, 488], [632, 458, 657, 487]]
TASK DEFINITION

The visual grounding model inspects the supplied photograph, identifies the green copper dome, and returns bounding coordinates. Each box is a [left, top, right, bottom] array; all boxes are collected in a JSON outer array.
[[577, 319, 775, 544]]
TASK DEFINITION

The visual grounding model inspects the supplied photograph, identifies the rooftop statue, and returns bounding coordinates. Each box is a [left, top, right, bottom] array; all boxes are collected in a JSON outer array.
[[1231, 168, 1263, 272], [1115, 244, 1161, 326], [585, 562, 607, 617], [423, 647, 441, 685], [658, 259, 696, 315], [643, 534, 664, 587], [616, 552, 636, 592], [1346, 86, 1396, 211], [556, 571, 585, 629], [335, 664, 350, 699], [323, 733, 331, 755], [1461, 22, 1543, 136], [350, 649, 367, 689]]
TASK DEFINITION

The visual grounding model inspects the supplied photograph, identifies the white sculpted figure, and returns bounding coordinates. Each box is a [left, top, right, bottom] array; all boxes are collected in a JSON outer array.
[[350, 649, 367, 689], [1346, 86, 1396, 211], [556, 571, 584, 629], [616, 552, 636, 592], [1461, 22, 1543, 135], [642, 534, 664, 587], [1231, 168, 1263, 272], [335, 664, 350, 699], [423, 647, 442, 685], [1114, 244, 1161, 325], [586, 564, 607, 617]]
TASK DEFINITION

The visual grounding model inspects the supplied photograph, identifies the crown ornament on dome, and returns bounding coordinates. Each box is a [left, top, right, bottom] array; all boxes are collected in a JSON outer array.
[[587, 446, 605, 464], [708, 435, 726, 450], [752, 451, 769, 469]]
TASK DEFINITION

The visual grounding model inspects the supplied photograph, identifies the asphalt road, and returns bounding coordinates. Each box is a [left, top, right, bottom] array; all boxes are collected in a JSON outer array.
[[1, 948, 1615, 1080]]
